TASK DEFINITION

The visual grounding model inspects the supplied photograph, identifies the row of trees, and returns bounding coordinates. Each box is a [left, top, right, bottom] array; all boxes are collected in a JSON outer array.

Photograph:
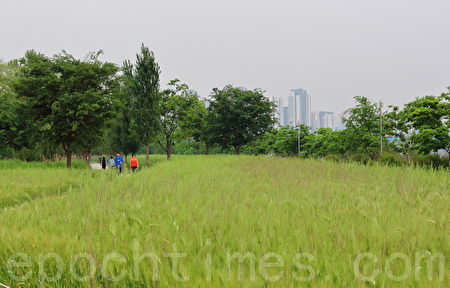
[[241, 94, 449, 168], [0, 45, 449, 168], [0, 45, 276, 168]]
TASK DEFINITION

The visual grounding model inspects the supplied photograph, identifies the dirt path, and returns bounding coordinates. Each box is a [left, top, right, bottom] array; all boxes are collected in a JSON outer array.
[[90, 163, 102, 170]]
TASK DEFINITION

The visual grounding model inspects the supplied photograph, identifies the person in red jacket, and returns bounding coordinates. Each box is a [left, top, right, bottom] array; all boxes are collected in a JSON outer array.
[[130, 154, 139, 172]]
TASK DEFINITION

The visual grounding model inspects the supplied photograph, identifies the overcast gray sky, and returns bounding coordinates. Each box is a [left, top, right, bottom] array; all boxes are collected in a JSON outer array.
[[2, 0, 450, 112]]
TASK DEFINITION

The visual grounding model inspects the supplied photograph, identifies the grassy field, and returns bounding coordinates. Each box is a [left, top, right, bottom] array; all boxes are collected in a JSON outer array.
[[0, 156, 448, 287]]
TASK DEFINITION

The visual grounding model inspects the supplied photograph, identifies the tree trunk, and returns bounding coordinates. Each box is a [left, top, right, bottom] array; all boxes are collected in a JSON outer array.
[[146, 143, 150, 168], [66, 150, 72, 169], [235, 145, 240, 155], [125, 154, 128, 167], [166, 138, 171, 160], [205, 144, 209, 155], [407, 152, 411, 166], [88, 151, 91, 167], [196, 146, 199, 155]]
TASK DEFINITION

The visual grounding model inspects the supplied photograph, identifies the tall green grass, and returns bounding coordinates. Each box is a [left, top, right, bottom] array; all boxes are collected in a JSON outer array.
[[0, 160, 89, 170], [0, 156, 448, 287]]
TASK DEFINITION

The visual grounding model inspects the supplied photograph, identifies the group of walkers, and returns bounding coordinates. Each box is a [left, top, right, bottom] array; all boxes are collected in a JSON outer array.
[[99, 153, 139, 174]]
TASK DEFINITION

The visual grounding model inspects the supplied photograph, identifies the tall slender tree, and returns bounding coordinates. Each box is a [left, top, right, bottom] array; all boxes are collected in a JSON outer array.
[[123, 44, 161, 167]]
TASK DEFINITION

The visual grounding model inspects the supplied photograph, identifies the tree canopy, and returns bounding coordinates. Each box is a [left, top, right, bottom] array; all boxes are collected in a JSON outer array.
[[123, 44, 161, 167], [207, 86, 276, 154], [13, 50, 119, 168]]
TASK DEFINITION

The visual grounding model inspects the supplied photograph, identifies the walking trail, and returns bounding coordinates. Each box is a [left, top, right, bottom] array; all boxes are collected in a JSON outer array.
[[90, 163, 102, 170]]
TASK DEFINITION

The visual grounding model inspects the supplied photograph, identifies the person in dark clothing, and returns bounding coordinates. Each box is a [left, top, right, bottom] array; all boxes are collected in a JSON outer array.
[[101, 156, 107, 170]]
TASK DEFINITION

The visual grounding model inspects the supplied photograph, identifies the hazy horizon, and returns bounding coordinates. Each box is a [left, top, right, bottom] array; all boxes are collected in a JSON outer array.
[[2, 0, 450, 113]]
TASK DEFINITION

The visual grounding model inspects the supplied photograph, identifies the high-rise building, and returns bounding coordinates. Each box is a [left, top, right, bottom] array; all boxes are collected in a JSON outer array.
[[333, 112, 344, 130], [274, 88, 311, 127], [311, 112, 319, 131], [290, 88, 311, 126], [283, 106, 289, 126], [287, 95, 295, 125], [318, 111, 334, 129], [277, 97, 284, 126]]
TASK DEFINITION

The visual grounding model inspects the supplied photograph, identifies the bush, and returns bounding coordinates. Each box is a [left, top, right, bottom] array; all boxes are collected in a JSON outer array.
[[348, 153, 372, 165], [323, 154, 343, 162], [380, 152, 407, 167], [412, 154, 448, 169]]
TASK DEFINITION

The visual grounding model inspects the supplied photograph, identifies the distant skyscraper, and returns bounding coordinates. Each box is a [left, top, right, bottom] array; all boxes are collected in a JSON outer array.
[[311, 112, 319, 131], [283, 106, 289, 126], [287, 95, 295, 125], [333, 112, 344, 130], [272, 96, 285, 126], [289, 88, 311, 126], [276, 97, 284, 126], [318, 111, 334, 129], [274, 88, 311, 128]]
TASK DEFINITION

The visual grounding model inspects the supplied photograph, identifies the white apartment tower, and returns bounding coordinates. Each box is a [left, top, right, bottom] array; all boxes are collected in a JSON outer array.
[[289, 88, 311, 126]]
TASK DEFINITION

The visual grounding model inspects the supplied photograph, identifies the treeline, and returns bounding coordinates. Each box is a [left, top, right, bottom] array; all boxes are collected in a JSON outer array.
[[0, 45, 449, 168], [242, 95, 449, 169]]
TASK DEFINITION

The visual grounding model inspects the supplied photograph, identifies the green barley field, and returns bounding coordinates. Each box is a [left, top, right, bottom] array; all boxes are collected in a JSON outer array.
[[0, 156, 448, 287]]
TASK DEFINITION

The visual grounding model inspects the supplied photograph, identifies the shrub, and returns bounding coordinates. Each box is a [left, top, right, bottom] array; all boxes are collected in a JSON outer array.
[[348, 153, 372, 165], [323, 154, 343, 162], [412, 154, 448, 169], [380, 152, 407, 167]]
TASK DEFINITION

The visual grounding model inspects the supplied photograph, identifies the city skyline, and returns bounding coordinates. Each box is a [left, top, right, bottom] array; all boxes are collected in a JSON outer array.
[[274, 88, 344, 131]]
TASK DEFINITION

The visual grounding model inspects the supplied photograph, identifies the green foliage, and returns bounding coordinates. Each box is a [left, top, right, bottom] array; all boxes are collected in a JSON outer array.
[[13, 50, 119, 168], [207, 86, 276, 154], [380, 151, 407, 167], [412, 154, 448, 169], [403, 92, 449, 168], [348, 153, 373, 165], [344, 96, 381, 158], [123, 44, 161, 167], [0, 60, 21, 157], [384, 105, 417, 165], [158, 79, 206, 159], [107, 76, 142, 157], [323, 153, 343, 162]]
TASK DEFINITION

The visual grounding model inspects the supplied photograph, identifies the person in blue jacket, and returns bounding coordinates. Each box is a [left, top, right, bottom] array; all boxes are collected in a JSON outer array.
[[114, 152, 123, 174]]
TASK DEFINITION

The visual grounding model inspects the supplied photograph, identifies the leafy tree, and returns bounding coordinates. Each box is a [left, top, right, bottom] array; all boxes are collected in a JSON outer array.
[[108, 77, 141, 163], [207, 86, 276, 154], [14, 50, 119, 168], [178, 93, 208, 155], [344, 96, 381, 159], [241, 129, 276, 155], [158, 80, 205, 159], [384, 105, 417, 165], [270, 125, 312, 156], [123, 44, 161, 167], [0, 60, 20, 157], [404, 92, 450, 168]]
